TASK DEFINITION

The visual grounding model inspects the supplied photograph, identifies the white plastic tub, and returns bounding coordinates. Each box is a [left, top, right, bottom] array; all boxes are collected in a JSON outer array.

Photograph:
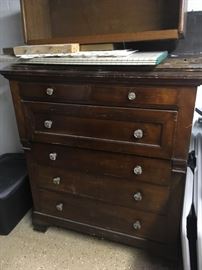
[[182, 118, 202, 270]]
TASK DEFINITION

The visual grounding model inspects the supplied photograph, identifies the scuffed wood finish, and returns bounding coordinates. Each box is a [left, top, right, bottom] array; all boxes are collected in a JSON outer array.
[[1, 57, 202, 85], [0, 59, 201, 259], [31, 143, 172, 186], [32, 163, 170, 214]]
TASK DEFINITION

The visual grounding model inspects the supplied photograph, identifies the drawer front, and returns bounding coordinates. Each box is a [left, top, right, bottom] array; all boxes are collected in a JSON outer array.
[[38, 190, 177, 244], [31, 143, 171, 186], [24, 102, 177, 158], [32, 164, 170, 214], [19, 82, 178, 107]]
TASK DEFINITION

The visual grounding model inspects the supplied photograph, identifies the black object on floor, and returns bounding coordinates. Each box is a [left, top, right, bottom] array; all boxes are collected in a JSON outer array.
[[0, 153, 32, 235]]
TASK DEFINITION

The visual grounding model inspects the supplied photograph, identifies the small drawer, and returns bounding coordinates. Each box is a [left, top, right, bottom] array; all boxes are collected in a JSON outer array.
[[38, 190, 177, 244], [32, 163, 170, 214], [19, 82, 179, 108], [23, 102, 177, 158], [31, 143, 171, 186]]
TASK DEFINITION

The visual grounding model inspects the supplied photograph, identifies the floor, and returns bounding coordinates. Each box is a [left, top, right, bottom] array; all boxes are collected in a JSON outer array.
[[0, 212, 182, 270]]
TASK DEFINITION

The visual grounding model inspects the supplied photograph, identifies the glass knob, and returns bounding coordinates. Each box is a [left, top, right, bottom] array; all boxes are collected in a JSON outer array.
[[44, 120, 53, 129], [49, 153, 57, 161], [128, 92, 136, 101], [133, 129, 143, 139], [133, 221, 141, 230], [53, 177, 61, 185], [56, 203, 63, 212], [133, 165, 143, 175], [46, 87, 54, 96], [133, 192, 142, 201]]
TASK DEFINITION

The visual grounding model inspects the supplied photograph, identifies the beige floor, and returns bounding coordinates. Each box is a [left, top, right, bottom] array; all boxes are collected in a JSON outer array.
[[0, 212, 181, 270]]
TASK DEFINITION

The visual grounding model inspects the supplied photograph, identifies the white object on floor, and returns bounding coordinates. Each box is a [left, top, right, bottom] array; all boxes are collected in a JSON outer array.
[[181, 165, 194, 270], [194, 126, 202, 270], [182, 118, 202, 270]]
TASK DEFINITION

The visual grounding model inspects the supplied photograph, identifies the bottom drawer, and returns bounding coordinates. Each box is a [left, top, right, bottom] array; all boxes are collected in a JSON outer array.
[[38, 190, 177, 244]]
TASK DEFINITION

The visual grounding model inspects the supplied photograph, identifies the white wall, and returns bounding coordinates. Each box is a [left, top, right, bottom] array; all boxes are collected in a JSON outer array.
[[0, 0, 23, 154], [0, 0, 23, 54], [187, 1, 202, 111], [188, 0, 202, 11]]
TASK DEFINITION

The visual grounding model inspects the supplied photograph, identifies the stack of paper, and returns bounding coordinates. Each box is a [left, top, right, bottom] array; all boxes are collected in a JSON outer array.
[[18, 51, 168, 66]]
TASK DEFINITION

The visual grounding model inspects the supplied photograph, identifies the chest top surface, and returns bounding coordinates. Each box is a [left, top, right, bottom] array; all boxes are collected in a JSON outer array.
[[1, 57, 202, 86]]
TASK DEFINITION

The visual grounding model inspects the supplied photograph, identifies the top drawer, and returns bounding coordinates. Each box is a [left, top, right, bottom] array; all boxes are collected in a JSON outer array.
[[19, 82, 179, 108]]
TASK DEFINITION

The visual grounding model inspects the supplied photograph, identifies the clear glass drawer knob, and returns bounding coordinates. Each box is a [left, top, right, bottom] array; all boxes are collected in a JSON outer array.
[[133, 165, 143, 175], [133, 192, 142, 201], [128, 92, 136, 101], [46, 87, 54, 96], [44, 120, 53, 129], [133, 129, 143, 139], [133, 221, 141, 230], [49, 153, 57, 161], [56, 203, 63, 212], [53, 177, 61, 185]]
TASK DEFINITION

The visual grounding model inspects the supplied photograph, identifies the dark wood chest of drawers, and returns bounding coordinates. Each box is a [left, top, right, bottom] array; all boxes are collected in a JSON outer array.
[[1, 59, 201, 259]]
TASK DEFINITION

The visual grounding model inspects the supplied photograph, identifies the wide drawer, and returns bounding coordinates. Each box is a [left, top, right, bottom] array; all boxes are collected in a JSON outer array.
[[23, 102, 177, 158], [37, 189, 177, 244], [31, 143, 171, 186], [31, 163, 170, 214], [19, 82, 179, 108]]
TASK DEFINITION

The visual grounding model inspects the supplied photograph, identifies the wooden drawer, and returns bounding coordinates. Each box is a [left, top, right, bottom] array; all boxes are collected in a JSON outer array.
[[19, 82, 179, 108], [38, 189, 177, 244], [31, 143, 171, 186], [32, 163, 170, 214], [24, 102, 177, 158]]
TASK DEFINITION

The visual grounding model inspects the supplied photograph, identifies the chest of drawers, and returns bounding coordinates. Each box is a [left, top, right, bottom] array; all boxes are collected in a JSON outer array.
[[1, 60, 201, 259]]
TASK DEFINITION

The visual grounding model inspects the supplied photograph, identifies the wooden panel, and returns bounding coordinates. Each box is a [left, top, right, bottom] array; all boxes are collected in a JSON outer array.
[[50, 0, 178, 37], [20, 0, 52, 42], [32, 163, 170, 214], [19, 82, 179, 108], [178, 0, 188, 36], [9, 81, 28, 142], [38, 189, 177, 244], [31, 143, 171, 186], [14, 44, 80, 56], [23, 102, 177, 158], [27, 30, 180, 45], [173, 87, 196, 161], [20, 0, 184, 44]]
